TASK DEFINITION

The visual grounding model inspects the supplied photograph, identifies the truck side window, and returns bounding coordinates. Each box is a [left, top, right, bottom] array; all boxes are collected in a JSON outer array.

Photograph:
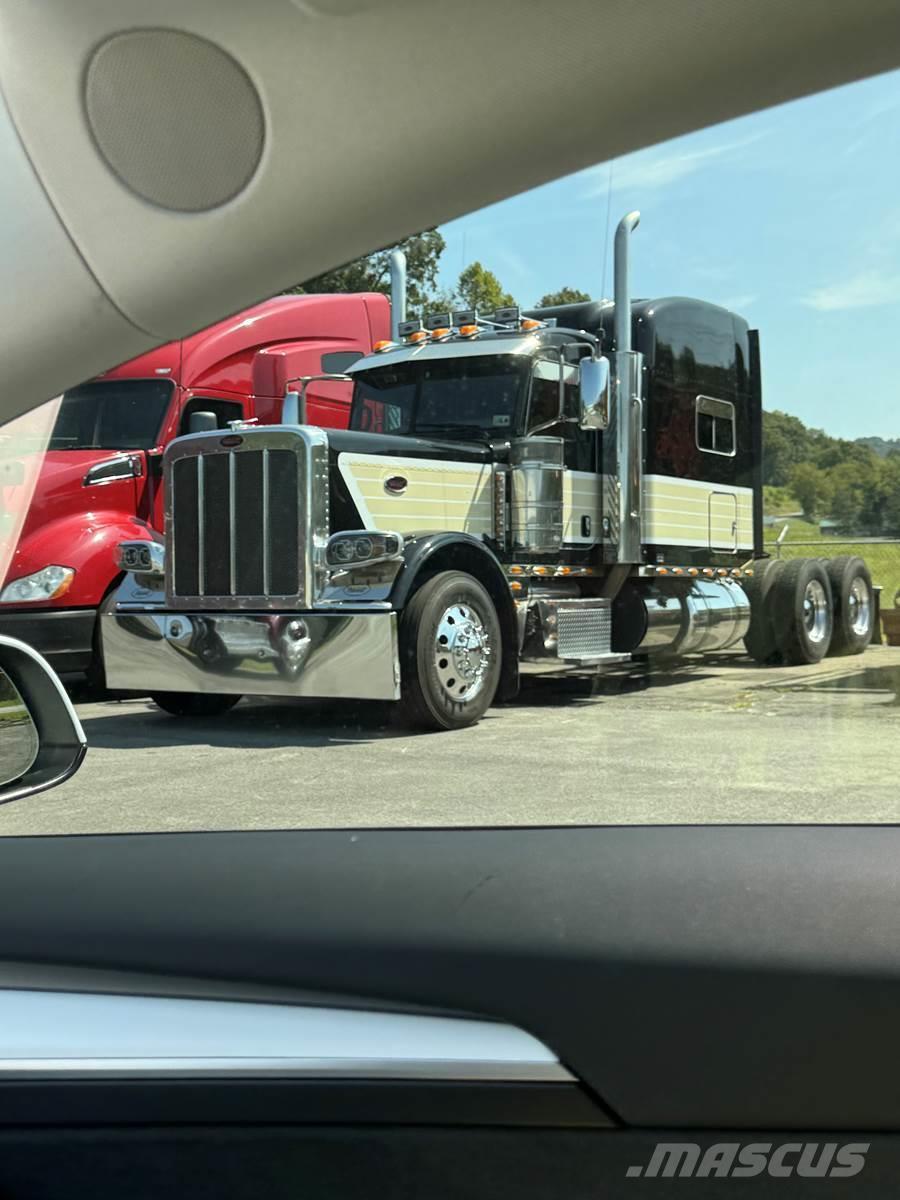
[[695, 394, 736, 456], [529, 355, 594, 471], [180, 398, 244, 435], [527, 355, 562, 432]]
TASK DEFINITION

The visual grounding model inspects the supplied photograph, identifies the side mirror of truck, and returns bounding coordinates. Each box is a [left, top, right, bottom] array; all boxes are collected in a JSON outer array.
[[188, 411, 218, 434], [579, 356, 611, 430], [0, 635, 86, 805]]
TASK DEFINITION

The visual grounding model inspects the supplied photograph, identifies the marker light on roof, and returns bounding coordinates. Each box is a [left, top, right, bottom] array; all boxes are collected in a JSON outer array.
[[430, 327, 452, 340], [520, 318, 541, 331], [373, 339, 396, 353], [458, 324, 480, 338], [406, 329, 430, 344]]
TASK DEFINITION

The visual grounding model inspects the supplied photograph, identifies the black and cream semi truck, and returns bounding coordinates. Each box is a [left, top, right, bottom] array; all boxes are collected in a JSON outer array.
[[103, 213, 875, 730]]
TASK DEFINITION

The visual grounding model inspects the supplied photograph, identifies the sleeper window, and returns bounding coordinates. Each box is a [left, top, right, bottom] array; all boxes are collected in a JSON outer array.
[[695, 394, 735, 456]]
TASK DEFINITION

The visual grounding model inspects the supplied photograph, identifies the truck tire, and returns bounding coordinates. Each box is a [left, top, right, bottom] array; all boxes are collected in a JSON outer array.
[[826, 555, 874, 656], [151, 692, 241, 717], [398, 570, 501, 731], [742, 559, 785, 664], [772, 557, 834, 665]]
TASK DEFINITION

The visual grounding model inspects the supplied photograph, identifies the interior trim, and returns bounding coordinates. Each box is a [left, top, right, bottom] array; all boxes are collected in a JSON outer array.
[[0, 989, 572, 1083]]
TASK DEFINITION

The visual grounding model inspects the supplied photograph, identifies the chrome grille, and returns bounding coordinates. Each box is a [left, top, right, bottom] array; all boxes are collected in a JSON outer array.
[[556, 602, 612, 658], [166, 428, 328, 609]]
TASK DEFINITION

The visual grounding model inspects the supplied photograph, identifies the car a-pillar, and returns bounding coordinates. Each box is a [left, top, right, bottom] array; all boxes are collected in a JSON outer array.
[[390, 534, 519, 732]]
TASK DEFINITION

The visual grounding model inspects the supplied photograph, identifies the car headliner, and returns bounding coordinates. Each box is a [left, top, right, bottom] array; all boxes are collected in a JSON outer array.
[[1, 0, 899, 422]]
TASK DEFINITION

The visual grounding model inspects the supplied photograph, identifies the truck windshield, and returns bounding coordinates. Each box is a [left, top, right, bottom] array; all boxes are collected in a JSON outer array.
[[350, 355, 527, 437], [48, 380, 173, 450]]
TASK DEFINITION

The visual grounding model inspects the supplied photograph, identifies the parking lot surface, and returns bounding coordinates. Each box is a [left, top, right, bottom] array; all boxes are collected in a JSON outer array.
[[0, 646, 898, 836]]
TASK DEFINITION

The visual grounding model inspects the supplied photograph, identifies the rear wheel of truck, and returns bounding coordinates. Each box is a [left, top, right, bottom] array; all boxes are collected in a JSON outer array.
[[398, 570, 501, 731], [742, 559, 785, 664], [826, 555, 874, 655], [772, 557, 834, 665], [150, 692, 242, 718]]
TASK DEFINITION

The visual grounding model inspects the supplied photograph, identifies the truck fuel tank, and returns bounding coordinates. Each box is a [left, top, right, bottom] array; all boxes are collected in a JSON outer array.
[[634, 577, 751, 657]]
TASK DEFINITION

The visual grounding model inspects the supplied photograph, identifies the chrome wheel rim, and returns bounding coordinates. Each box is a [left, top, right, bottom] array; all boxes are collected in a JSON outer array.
[[846, 576, 871, 637], [803, 579, 830, 644], [434, 603, 491, 703]]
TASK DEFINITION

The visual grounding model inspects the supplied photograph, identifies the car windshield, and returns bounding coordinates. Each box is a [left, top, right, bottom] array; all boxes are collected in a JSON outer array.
[[349, 354, 527, 437], [2, 67, 900, 837], [49, 380, 173, 450]]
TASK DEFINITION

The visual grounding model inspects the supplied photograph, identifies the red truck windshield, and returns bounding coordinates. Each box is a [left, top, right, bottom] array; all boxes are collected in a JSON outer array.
[[49, 380, 173, 451]]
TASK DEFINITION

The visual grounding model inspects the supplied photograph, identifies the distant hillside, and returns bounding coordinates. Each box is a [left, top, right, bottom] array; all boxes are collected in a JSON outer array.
[[763, 410, 900, 534], [856, 436, 900, 458]]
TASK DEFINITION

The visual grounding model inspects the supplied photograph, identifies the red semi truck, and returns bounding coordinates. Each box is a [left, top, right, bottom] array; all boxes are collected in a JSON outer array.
[[0, 291, 391, 682]]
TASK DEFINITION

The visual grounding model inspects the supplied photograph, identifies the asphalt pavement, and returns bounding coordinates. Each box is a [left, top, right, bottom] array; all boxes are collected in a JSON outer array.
[[1, 646, 898, 835]]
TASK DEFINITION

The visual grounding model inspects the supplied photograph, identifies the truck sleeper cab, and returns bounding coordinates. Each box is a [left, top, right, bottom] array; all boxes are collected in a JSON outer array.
[[102, 214, 875, 731]]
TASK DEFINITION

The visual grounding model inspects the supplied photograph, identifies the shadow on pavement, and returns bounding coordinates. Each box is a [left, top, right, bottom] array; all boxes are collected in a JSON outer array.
[[516, 661, 720, 705], [79, 658, 734, 746], [77, 697, 414, 750]]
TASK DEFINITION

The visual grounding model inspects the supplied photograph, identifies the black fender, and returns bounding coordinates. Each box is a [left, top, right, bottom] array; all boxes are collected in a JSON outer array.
[[391, 533, 519, 702]]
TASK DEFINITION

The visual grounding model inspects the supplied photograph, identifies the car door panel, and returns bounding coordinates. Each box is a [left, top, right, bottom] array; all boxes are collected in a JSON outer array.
[[0, 826, 897, 1136]]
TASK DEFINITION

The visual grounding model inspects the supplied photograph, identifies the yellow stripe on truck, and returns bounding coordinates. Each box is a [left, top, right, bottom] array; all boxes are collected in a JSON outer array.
[[338, 453, 494, 536]]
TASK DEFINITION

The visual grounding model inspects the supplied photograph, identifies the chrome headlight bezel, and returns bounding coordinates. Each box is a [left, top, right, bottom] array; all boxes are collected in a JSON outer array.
[[116, 541, 165, 576], [325, 530, 403, 571]]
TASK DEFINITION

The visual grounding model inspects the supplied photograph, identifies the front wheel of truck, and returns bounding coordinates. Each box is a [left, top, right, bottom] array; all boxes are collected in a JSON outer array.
[[398, 570, 502, 732], [150, 692, 242, 718]]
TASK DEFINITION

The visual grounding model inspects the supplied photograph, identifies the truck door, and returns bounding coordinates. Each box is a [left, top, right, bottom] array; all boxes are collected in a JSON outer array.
[[709, 491, 738, 552], [527, 353, 601, 546]]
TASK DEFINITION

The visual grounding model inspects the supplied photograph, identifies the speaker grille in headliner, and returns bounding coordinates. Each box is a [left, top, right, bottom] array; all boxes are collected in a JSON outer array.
[[85, 29, 265, 213]]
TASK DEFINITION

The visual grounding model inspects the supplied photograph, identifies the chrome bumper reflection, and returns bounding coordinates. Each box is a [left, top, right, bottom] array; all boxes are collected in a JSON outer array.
[[102, 609, 399, 700]]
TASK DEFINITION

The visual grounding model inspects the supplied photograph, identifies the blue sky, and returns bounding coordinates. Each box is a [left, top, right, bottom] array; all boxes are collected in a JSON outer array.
[[436, 69, 900, 441]]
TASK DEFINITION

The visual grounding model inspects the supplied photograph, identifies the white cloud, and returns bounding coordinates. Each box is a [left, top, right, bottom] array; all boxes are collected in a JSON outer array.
[[583, 131, 767, 196], [800, 269, 900, 312]]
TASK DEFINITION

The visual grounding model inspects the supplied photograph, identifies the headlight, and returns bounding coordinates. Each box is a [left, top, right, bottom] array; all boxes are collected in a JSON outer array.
[[325, 531, 403, 569], [0, 566, 75, 604]]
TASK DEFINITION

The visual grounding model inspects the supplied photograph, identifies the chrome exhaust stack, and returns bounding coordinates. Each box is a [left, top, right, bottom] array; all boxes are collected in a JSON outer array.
[[605, 211, 644, 565], [390, 249, 407, 341]]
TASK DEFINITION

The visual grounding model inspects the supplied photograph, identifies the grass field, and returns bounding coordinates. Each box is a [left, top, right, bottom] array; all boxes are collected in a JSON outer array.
[[764, 518, 900, 611]]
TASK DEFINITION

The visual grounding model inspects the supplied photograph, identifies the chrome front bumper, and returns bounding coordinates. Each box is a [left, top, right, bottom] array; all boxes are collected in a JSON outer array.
[[101, 610, 400, 700]]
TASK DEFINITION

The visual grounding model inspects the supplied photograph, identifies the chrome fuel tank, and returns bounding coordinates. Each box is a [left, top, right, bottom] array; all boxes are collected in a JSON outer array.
[[637, 578, 750, 656]]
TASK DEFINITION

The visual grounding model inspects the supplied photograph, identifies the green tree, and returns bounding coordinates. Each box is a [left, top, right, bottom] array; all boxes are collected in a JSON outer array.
[[879, 454, 900, 534], [762, 410, 814, 487], [287, 229, 446, 316], [456, 261, 516, 313], [535, 286, 591, 307], [828, 460, 870, 532], [789, 463, 832, 521]]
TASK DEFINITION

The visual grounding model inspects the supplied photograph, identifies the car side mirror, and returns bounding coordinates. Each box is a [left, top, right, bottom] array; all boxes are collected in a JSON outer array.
[[0, 636, 86, 805], [579, 356, 610, 430]]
